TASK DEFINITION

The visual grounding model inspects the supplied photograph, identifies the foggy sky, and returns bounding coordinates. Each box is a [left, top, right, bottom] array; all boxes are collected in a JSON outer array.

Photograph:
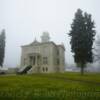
[[0, 0, 100, 67]]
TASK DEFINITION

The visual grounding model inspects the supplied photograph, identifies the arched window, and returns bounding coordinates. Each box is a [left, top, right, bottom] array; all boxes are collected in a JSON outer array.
[[46, 67, 48, 72], [43, 67, 45, 72]]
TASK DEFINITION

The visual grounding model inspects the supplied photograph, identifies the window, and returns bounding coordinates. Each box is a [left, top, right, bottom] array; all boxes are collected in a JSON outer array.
[[57, 59, 60, 65], [46, 67, 48, 72], [57, 50, 59, 55], [29, 56, 35, 65], [43, 67, 45, 72], [33, 56, 35, 65], [43, 57, 48, 64], [24, 58, 26, 65], [42, 67, 48, 72]]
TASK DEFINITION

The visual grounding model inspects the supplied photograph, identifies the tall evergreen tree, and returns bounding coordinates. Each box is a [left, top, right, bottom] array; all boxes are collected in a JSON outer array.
[[0, 29, 6, 67], [69, 9, 96, 75]]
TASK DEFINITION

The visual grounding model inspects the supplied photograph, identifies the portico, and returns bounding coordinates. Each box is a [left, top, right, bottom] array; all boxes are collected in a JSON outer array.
[[27, 53, 41, 72]]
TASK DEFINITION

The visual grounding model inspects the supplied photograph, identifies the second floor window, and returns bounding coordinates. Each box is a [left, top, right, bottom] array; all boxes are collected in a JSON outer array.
[[43, 57, 48, 64]]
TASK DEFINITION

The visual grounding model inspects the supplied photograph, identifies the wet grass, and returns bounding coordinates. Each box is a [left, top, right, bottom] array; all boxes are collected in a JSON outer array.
[[0, 72, 100, 100]]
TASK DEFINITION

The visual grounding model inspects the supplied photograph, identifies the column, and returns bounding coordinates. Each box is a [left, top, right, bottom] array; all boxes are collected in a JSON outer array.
[[35, 55, 37, 66]]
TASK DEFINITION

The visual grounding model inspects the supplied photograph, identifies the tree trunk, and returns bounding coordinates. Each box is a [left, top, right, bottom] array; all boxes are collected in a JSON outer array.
[[80, 63, 84, 75]]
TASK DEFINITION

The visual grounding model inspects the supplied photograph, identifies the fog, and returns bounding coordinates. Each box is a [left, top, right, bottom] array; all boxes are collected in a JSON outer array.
[[0, 0, 100, 67]]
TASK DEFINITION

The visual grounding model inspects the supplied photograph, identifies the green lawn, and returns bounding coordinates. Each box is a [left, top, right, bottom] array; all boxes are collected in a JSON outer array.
[[0, 72, 100, 100]]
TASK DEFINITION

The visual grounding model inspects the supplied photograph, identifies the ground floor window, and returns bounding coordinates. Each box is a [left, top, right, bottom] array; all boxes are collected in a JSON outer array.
[[43, 67, 45, 72], [46, 67, 48, 71], [57, 59, 60, 65], [42, 67, 48, 72], [24, 58, 26, 65]]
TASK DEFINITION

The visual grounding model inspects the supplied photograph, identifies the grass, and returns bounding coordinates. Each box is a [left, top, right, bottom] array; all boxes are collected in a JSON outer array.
[[0, 72, 100, 100]]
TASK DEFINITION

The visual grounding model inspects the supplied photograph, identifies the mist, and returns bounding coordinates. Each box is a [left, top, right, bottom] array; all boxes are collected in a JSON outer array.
[[0, 0, 100, 67]]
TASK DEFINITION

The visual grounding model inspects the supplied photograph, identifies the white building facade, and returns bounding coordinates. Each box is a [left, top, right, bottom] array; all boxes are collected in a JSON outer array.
[[20, 32, 65, 73]]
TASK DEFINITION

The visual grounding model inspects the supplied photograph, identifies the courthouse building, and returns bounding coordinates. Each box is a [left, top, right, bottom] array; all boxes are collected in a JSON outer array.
[[20, 32, 65, 73]]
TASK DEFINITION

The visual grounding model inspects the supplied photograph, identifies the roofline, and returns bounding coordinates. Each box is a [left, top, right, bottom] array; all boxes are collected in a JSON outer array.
[[21, 41, 65, 50], [57, 45, 65, 51], [21, 41, 56, 47]]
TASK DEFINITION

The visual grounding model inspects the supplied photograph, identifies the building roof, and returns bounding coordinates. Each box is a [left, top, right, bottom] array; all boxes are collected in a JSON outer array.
[[21, 41, 65, 50]]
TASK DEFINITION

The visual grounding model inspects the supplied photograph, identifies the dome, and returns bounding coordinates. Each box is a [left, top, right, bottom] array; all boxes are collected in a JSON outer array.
[[41, 32, 50, 42]]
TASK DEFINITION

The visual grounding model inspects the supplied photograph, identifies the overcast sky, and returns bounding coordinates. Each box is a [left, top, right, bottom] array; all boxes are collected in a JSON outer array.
[[0, 0, 100, 67]]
